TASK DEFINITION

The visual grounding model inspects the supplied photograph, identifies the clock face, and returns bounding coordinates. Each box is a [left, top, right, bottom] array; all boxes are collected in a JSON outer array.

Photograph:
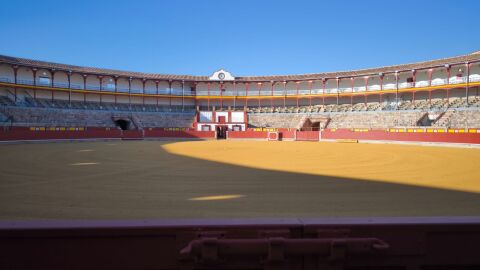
[[218, 72, 226, 80]]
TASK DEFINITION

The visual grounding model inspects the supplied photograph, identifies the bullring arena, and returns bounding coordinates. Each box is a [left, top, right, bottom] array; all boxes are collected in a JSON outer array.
[[1, 52, 480, 219]]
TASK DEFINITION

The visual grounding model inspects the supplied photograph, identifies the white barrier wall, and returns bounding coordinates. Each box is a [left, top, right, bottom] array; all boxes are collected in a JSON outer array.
[[231, 112, 245, 123], [0, 64, 13, 82], [215, 111, 228, 122]]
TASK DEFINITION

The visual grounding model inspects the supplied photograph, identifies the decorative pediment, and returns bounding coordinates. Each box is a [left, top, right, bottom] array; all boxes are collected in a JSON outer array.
[[209, 69, 235, 81]]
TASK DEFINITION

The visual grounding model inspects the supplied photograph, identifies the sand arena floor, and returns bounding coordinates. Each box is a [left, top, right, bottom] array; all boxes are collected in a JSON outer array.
[[0, 140, 480, 220]]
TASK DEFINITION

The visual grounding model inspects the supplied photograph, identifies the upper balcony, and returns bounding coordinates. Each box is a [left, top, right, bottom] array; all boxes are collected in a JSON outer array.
[[0, 53, 479, 98]]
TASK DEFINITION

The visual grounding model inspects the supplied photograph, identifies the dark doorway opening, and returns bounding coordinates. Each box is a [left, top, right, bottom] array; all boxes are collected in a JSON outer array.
[[216, 125, 227, 139], [311, 122, 321, 131], [115, 119, 131, 130]]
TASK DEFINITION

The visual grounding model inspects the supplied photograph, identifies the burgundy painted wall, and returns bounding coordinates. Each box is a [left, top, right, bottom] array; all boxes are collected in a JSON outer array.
[[295, 131, 320, 141], [1, 127, 479, 144], [227, 131, 268, 139], [144, 129, 215, 139], [0, 127, 121, 141], [322, 129, 480, 144]]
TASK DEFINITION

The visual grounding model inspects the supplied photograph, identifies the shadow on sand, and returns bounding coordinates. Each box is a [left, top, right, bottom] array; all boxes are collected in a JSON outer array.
[[0, 140, 479, 219]]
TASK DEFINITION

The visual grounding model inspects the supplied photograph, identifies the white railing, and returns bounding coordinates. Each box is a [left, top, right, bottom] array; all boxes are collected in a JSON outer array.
[[36, 81, 51, 86], [85, 84, 100, 90], [383, 84, 396, 90], [449, 76, 466, 84], [70, 83, 83, 89], [157, 89, 171, 95], [236, 91, 247, 96], [286, 90, 297, 96], [130, 89, 143, 94], [431, 78, 447, 86], [353, 86, 366, 92], [53, 82, 69, 88], [0, 77, 12, 83], [325, 88, 338, 94], [17, 79, 34, 85], [272, 91, 284, 96], [298, 90, 310, 94], [415, 80, 429, 87], [470, 74, 480, 82], [222, 91, 235, 96], [399, 82, 414, 89]]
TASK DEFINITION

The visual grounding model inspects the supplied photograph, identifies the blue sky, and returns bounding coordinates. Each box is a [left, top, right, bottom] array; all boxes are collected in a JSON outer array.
[[0, 0, 478, 76]]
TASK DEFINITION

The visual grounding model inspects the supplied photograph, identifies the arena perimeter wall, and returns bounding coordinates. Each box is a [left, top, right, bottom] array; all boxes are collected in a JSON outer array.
[[0, 127, 215, 141], [322, 129, 480, 144], [1, 127, 480, 144], [227, 129, 480, 144]]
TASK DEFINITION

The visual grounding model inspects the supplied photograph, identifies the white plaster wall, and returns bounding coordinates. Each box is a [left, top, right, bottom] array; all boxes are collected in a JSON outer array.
[[144, 80, 157, 94], [415, 70, 429, 87], [158, 81, 170, 94], [17, 67, 33, 83], [325, 79, 337, 93], [35, 69, 51, 85], [53, 71, 68, 88], [100, 76, 116, 92], [368, 76, 381, 91], [117, 78, 130, 93], [311, 81, 322, 94], [0, 64, 13, 82], [85, 75, 100, 90], [70, 73, 84, 89], [214, 111, 227, 122], [130, 79, 143, 94], [199, 111, 213, 122], [470, 62, 480, 82]]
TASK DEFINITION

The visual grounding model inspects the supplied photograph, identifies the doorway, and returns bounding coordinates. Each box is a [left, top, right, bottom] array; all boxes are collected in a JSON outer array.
[[114, 119, 131, 130], [216, 125, 227, 139]]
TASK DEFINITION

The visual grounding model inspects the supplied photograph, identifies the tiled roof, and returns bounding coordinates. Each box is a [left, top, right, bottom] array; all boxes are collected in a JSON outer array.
[[1, 51, 479, 82]]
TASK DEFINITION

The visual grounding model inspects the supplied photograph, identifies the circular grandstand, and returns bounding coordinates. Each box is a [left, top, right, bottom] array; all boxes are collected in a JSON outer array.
[[0, 52, 479, 143]]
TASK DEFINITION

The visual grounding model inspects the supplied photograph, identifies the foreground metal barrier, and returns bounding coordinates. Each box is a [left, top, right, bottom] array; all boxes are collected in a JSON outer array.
[[1, 217, 479, 269]]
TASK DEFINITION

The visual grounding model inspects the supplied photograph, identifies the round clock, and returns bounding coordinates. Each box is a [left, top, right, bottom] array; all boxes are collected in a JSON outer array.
[[218, 72, 226, 80]]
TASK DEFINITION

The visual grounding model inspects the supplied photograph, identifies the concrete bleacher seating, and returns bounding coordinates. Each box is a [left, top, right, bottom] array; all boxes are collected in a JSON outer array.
[[248, 114, 306, 128], [247, 110, 428, 129], [328, 111, 425, 129], [433, 109, 480, 128], [2, 92, 480, 129], [21, 97, 195, 113], [0, 105, 195, 128]]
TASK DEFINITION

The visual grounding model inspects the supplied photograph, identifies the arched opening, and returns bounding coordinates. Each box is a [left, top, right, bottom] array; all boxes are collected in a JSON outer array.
[[311, 121, 321, 131], [114, 119, 130, 130]]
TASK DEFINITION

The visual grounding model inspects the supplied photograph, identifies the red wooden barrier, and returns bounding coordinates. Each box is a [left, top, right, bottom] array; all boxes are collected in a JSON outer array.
[[323, 129, 480, 144], [227, 131, 268, 139], [0, 127, 121, 141], [296, 131, 320, 141], [280, 131, 296, 140], [144, 129, 215, 139], [122, 130, 144, 139]]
